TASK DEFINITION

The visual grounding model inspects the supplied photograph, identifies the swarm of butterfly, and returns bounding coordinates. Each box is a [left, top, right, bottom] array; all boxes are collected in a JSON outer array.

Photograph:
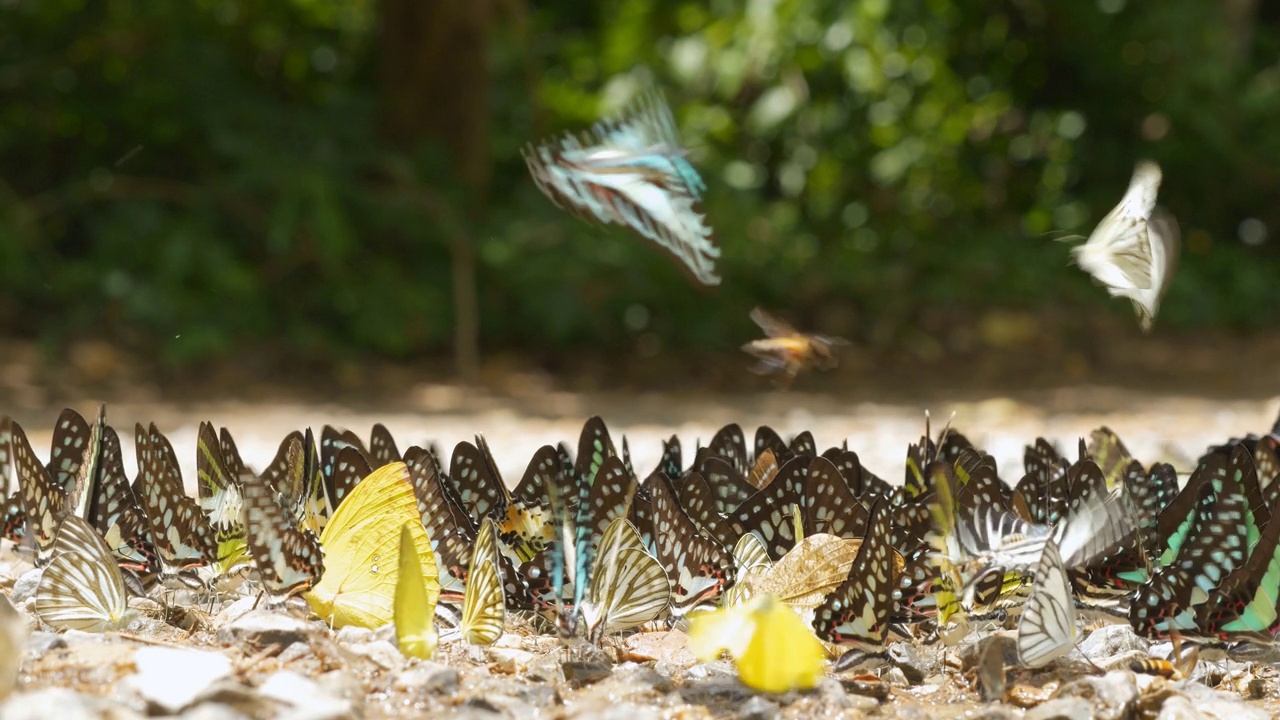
[[6, 405, 1280, 687]]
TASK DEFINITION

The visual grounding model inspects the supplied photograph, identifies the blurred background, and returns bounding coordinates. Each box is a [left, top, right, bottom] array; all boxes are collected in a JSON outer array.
[[2, 0, 1279, 414]]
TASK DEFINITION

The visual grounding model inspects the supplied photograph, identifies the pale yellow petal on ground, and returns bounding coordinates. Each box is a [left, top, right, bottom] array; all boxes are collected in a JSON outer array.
[[305, 462, 439, 629]]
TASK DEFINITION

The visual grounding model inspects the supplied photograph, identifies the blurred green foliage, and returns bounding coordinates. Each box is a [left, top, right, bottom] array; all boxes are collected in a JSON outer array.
[[1, 0, 1278, 367]]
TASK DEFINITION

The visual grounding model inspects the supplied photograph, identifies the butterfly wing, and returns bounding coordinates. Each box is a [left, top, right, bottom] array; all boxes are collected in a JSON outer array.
[[35, 516, 131, 632], [1016, 538, 1076, 667], [307, 462, 439, 629], [394, 523, 438, 659]]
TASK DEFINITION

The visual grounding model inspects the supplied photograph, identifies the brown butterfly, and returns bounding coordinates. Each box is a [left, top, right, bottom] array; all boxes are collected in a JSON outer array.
[[741, 307, 847, 384]]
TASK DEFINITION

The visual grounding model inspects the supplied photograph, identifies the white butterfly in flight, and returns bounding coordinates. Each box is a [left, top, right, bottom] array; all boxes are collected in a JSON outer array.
[[1070, 160, 1180, 332]]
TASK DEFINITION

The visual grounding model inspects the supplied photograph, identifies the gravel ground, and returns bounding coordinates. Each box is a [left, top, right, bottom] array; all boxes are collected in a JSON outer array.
[[3, 385, 1280, 719]]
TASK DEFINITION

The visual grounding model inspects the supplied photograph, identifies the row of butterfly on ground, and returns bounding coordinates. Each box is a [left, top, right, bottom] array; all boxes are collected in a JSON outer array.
[[3, 406, 1280, 670]]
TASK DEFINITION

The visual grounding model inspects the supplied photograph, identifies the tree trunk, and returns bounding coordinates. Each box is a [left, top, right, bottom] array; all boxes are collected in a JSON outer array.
[[379, 0, 492, 382]]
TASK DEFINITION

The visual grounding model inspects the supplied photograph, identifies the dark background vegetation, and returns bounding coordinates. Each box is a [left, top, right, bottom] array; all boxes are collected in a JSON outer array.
[[1, 0, 1278, 392]]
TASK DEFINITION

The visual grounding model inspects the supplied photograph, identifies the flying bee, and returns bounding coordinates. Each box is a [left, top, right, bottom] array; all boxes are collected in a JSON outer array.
[[741, 307, 848, 384]]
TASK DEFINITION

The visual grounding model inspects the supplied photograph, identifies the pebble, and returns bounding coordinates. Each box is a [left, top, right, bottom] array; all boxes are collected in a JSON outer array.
[[1054, 671, 1136, 720], [10, 570, 40, 606], [561, 660, 611, 688], [126, 647, 234, 714], [568, 701, 660, 720], [0, 688, 123, 720], [22, 632, 65, 661], [177, 703, 253, 720], [1175, 682, 1272, 720], [217, 610, 314, 652], [258, 670, 352, 720], [346, 640, 404, 671], [611, 664, 673, 694], [211, 597, 258, 628], [1025, 696, 1094, 720], [955, 633, 1017, 672], [276, 642, 313, 664], [888, 642, 929, 683], [334, 626, 372, 645], [487, 647, 534, 674], [1078, 625, 1149, 669], [392, 663, 459, 695], [1156, 696, 1209, 720]]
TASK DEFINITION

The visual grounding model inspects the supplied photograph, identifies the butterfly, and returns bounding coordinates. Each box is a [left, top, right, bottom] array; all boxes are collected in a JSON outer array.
[[812, 497, 896, 653], [35, 515, 135, 632], [134, 423, 218, 585], [240, 468, 325, 598], [523, 87, 720, 286], [89, 426, 156, 580], [394, 523, 438, 660], [453, 518, 506, 647], [1069, 160, 1180, 332], [305, 461, 439, 630], [1196, 478, 1280, 640], [741, 308, 847, 383], [577, 517, 670, 644], [46, 406, 107, 522], [689, 593, 826, 694], [648, 473, 734, 613], [405, 446, 476, 601], [196, 422, 245, 547], [263, 430, 329, 534], [10, 420, 67, 564], [319, 425, 371, 511], [1016, 538, 1076, 668]]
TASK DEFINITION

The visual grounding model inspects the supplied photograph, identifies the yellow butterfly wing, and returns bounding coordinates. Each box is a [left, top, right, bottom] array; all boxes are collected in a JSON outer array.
[[735, 595, 826, 694], [395, 523, 438, 659], [305, 462, 439, 629]]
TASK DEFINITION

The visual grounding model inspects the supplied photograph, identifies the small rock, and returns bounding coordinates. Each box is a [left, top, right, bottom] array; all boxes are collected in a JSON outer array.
[[347, 640, 404, 671], [888, 642, 929, 684], [277, 642, 313, 664], [217, 610, 313, 652], [562, 660, 611, 688], [1176, 682, 1271, 720], [736, 697, 779, 720], [23, 632, 66, 660], [177, 703, 252, 720], [513, 684, 559, 708], [1026, 697, 1093, 720], [126, 647, 233, 714], [570, 702, 659, 720], [334, 626, 372, 645], [970, 708, 1021, 720], [622, 630, 694, 666], [841, 677, 891, 701], [1078, 625, 1149, 668], [611, 664, 672, 694], [463, 695, 512, 716], [392, 663, 459, 695], [1054, 672, 1136, 720], [10, 570, 40, 606], [881, 667, 910, 687], [0, 688, 107, 720], [1155, 696, 1209, 720], [315, 670, 363, 701], [370, 623, 397, 644], [487, 647, 534, 674], [258, 671, 352, 720], [211, 597, 257, 628]]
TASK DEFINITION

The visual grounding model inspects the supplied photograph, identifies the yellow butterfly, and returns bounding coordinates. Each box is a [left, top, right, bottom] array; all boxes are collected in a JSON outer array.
[[395, 523, 438, 659], [689, 594, 826, 694], [305, 462, 439, 629]]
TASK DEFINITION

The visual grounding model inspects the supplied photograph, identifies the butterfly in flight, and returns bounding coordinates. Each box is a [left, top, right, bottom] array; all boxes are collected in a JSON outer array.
[[741, 307, 848, 384], [523, 87, 720, 286], [1068, 160, 1180, 332]]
